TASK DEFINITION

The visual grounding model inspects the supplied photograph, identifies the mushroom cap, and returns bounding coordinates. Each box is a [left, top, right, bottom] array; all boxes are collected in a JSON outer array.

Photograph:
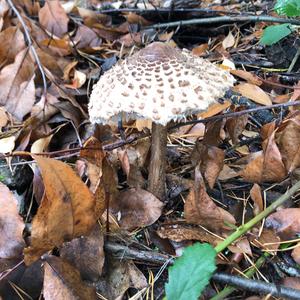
[[89, 42, 235, 126]]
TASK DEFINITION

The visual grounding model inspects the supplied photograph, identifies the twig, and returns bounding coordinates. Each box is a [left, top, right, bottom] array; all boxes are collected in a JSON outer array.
[[212, 272, 300, 300], [6, 0, 47, 96], [104, 242, 300, 300], [98, 8, 240, 15], [104, 241, 171, 265], [171, 100, 300, 129], [147, 15, 300, 29]]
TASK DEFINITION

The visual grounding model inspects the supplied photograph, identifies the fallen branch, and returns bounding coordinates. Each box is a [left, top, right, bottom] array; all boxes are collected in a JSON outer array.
[[147, 15, 300, 29]]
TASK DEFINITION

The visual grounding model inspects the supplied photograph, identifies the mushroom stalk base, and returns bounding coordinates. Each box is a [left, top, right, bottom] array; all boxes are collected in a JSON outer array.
[[148, 122, 167, 201]]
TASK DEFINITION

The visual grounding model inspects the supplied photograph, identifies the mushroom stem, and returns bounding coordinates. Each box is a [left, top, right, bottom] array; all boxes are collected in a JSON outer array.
[[148, 122, 167, 201]]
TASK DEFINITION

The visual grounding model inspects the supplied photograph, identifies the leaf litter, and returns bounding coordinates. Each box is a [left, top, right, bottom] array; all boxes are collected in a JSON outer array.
[[0, 0, 300, 299]]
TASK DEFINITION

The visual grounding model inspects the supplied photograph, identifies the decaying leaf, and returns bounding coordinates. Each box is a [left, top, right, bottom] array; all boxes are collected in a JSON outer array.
[[39, 0, 69, 38], [43, 255, 96, 300], [157, 224, 223, 246], [97, 258, 147, 299], [265, 208, 300, 239], [184, 166, 235, 233], [110, 188, 163, 230], [0, 182, 25, 259], [24, 156, 96, 265], [60, 224, 104, 282]]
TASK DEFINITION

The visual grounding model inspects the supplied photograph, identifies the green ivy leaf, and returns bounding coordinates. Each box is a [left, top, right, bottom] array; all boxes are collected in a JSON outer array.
[[165, 243, 216, 300], [275, 0, 300, 17], [260, 23, 294, 45]]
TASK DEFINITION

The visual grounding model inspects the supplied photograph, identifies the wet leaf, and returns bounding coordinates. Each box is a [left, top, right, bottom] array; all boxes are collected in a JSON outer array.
[[0, 183, 25, 259], [24, 156, 96, 265]]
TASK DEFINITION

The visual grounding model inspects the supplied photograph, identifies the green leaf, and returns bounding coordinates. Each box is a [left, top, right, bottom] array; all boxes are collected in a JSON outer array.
[[260, 23, 294, 45], [165, 243, 216, 300], [275, 0, 300, 16]]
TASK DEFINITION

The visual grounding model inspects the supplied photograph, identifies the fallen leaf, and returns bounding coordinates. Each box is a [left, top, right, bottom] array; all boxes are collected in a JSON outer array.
[[230, 69, 262, 85], [43, 255, 96, 300], [0, 136, 15, 153], [73, 25, 102, 49], [39, 0, 69, 38], [250, 183, 264, 215], [277, 113, 300, 173], [192, 43, 209, 56], [265, 208, 300, 239], [228, 238, 252, 255], [233, 83, 272, 106], [110, 188, 163, 230], [24, 156, 96, 265], [0, 48, 35, 120], [60, 224, 104, 282], [282, 277, 300, 290], [0, 183, 25, 259], [157, 224, 222, 246], [240, 131, 286, 183], [184, 166, 236, 233], [0, 27, 26, 68], [291, 243, 300, 264], [96, 258, 147, 299], [222, 31, 235, 49]]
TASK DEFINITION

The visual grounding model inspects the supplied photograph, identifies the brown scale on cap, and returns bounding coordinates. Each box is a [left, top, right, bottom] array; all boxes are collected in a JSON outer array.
[[89, 42, 235, 125]]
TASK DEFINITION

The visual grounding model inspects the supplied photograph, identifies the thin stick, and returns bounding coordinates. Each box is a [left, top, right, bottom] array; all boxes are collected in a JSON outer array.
[[147, 15, 300, 29], [6, 0, 47, 96]]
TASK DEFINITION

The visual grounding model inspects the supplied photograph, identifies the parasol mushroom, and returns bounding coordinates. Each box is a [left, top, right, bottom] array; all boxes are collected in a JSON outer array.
[[89, 42, 235, 200]]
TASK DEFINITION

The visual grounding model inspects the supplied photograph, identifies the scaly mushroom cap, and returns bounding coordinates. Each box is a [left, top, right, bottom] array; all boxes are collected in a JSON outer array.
[[89, 42, 235, 126]]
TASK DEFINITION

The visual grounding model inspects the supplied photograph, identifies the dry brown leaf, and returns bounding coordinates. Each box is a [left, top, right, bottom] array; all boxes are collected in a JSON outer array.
[[43, 255, 96, 300], [198, 100, 231, 119], [0, 183, 25, 259], [233, 83, 272, 106], [222, 31, 235, 49], [96, 258, 147, 299], [277, 113, 300, 173], [225, 108, 248, 144], [291, 242, 300, 264], [157, 224, 223, 246], [110, 188, 163, 230], [228, 238, 252, 255], [24, 156, 96, 265], [60, 224, 104, 282], [0, 48, 35, 120], [252, 228, 281, 251], [250, 183, 263, 215], [39, 0, 69, 38], [266, 208, 300, 239], [40, 38, 72, 56], [240, 131, 286, 183], [0, 27, 26, 68], [73, 25, 102, 49], [218, 165, 239, 181], [230, 69, 262, 85], [282, 277, 300, 291], [192, 43, 209, 56], [184, 166, 235, 233]]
